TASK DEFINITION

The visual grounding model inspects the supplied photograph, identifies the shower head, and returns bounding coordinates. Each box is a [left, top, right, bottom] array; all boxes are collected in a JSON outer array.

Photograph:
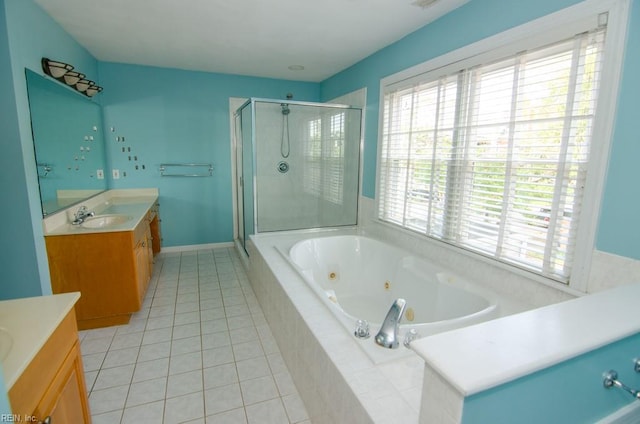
[[281, 103, 290, 115]]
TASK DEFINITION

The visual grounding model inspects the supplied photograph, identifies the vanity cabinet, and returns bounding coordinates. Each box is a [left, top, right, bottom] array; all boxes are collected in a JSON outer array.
[[8, 307, 91, 423], [45, 203, 160, 330], [149, 201, 162, 256]]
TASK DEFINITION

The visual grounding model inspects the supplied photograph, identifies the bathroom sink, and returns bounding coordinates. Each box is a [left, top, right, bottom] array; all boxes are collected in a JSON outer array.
[[0, 327, 12, 362], [81, 214, 132, 229]]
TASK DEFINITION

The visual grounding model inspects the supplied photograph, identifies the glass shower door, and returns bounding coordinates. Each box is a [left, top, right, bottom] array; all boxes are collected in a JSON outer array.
[[234, 102, 255, 253], [254, 101, 361, 232]]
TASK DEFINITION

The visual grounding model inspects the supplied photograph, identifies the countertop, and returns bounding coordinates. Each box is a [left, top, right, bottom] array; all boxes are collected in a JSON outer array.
[[411, 282, 640, 396], [43, 188, 158, 236], [0, 292, 80, 389]]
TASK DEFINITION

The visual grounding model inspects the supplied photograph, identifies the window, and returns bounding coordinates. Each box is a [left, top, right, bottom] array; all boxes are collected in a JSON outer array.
[[378, 23, 609, 283], [304, 112, 346, 204]]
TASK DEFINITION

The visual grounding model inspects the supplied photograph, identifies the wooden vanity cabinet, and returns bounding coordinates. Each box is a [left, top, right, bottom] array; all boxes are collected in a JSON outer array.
[[46, 205, 159, 330], [149, 201, 162, 256], [9, 308, 91, 423]]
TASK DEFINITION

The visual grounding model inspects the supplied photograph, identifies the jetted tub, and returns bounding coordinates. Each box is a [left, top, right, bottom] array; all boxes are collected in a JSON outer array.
[[286, 235, 502, 356]]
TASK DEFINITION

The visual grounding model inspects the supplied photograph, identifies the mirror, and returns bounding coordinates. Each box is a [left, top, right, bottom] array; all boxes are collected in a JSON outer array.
[[25, 69, 108, 216]]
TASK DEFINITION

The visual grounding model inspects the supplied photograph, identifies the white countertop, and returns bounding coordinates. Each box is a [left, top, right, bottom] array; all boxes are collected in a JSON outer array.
[[43, 188, 158, 236], [411, 282, 640, 396], [0, 292, 80, 389]]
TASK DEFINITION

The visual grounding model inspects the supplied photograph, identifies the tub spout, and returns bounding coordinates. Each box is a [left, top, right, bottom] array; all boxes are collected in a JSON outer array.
[[375, 298, 407, 349]]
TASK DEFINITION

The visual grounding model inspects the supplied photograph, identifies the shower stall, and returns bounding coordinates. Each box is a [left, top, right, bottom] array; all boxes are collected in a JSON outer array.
[[234, 98, 362, 252]]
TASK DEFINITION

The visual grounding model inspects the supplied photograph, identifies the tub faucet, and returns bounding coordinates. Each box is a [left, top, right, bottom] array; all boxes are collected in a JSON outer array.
[[375, 298, 407, 349]]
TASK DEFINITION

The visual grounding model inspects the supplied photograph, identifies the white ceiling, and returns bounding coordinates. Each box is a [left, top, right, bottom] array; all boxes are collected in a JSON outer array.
[[34, 0, 467, 82]]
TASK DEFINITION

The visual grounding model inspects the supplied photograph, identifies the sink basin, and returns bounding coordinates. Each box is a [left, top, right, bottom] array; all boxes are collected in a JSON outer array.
[[81, 214, 132, 229], [0, 327, 12, 362]]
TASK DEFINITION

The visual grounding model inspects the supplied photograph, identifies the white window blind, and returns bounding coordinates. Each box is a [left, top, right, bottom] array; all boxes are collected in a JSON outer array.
[[378, 26, 606, 283], [304, 112, 346, 204]]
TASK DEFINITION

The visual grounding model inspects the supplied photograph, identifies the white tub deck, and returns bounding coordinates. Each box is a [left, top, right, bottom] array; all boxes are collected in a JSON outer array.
[[244, 228, 530, 423]]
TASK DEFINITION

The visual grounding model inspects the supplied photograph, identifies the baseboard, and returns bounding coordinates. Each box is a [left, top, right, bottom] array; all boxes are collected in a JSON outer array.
[[160, 242, 235, 253]]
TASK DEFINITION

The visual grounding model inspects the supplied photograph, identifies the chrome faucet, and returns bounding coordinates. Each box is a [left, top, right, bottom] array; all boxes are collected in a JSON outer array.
[[375, 298, 407, 349], [72, 205, 94, 225]]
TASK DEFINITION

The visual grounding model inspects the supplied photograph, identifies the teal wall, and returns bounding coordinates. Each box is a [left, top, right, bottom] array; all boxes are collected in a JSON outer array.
[[461, 332, 640, 423], [597, 0, 640, 258], [0, 0, 41, 300], [0, 0, 99, 299], [1, 0, 639, 420], [320, 0, 640, 261], [98, 62, 319, 246], [0, 0, 637, 288]]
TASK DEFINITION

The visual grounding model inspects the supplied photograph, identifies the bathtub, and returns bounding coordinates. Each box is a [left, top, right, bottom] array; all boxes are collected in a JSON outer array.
[[284, 235, 501, 360]]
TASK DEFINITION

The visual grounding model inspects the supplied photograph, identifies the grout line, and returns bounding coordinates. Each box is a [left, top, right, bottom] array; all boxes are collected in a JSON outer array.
[[83, 246, 307, 423]]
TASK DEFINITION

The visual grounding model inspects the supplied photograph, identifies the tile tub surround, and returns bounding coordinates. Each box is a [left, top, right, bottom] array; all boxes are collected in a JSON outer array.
[[79, 247, 310, 424], [246, 229, 433, 424]]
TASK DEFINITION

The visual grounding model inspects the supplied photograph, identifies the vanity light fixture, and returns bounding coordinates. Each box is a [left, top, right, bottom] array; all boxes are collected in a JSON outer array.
[[62, 71, 84, 86], [85, 86, 103, 97], [40, 57, 103, 97], [42, 58, 73, 78], [75, 79, 93, 92]]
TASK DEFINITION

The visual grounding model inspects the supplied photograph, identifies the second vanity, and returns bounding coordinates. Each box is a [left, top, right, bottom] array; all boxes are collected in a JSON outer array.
[[43, 189, 161, 330]]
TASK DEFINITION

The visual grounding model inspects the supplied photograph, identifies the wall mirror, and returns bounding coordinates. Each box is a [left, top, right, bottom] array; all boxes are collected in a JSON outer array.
[[25, 69, 108, 216]]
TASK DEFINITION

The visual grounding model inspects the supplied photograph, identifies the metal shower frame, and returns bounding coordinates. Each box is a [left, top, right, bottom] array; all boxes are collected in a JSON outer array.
[[234, 97, 363, 240]]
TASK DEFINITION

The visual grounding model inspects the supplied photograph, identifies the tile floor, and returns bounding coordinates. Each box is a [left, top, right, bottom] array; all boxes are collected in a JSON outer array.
[[79, 247, 310, 424]]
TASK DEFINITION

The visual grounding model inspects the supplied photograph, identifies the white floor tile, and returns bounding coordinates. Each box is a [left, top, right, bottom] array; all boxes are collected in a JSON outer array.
[[82, 249, 310, 424], [164, 391, 206, 424], [89, 384, 129, 415], [172, 335, 203, 356], [173, 322, 202, 340], [102, 346, 140, 369], [125, 376, 167, 407], [90, 409, 123, 424], [240, 375, 279, 406], [167, 369, 204, 398], [109, 332, 144, 350], [93, 364, 135, 391], [202, 345, 235, 368], [132, 357, 170, 382], [138, 340, 171, 362], [169, 351, 203, 375], [236, 356, 271, 381], [121, 399, 165, 424], [206, 407, 248, 424], [245, 398, 289, 424], [204, 383, 244, 416]]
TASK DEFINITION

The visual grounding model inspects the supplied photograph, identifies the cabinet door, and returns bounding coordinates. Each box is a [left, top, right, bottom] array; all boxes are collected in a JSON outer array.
[[149, 202, 162, 255], [134, 239, 150, 304], [146, 227, 154, 274], [33, 343, 91, 424]]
